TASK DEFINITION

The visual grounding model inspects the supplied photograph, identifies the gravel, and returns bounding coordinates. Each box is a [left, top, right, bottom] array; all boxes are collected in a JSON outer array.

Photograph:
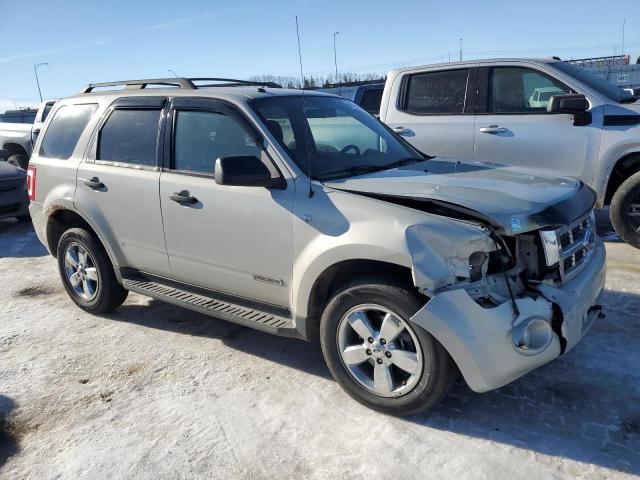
[[1, 213, 639, 479]]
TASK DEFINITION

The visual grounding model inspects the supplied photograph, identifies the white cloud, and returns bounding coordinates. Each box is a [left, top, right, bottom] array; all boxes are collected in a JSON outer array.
[[139, 11, 221, 32]]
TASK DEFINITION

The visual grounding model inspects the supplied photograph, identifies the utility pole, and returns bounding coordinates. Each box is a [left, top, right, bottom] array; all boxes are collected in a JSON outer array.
[[622, 19, 626, 58], [1, 98, 18, 110], [33, 63, 48, 102], [459, 38, 462, 61], [333, 31, 340, 84]]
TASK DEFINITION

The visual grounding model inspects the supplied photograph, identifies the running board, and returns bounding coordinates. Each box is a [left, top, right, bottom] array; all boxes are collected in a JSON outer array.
[[121, 277, 298, 337]]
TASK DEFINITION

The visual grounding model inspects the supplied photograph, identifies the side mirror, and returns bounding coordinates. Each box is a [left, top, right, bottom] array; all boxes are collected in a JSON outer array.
[[547, 94, 589, 114], [214, 155, 285, 189], [547, 94, 591, 126], [0, 149, 8, 161]]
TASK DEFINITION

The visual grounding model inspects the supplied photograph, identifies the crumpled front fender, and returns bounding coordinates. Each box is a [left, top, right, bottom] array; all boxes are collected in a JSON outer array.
[[406, 222, 496, 293]]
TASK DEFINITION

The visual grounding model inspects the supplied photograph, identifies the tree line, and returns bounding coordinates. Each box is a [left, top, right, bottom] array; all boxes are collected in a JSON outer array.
[[248, 72, 386, 89]]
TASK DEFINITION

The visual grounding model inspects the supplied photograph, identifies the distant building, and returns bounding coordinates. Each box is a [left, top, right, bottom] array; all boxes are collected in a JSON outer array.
[[567, 54, 640, 91]]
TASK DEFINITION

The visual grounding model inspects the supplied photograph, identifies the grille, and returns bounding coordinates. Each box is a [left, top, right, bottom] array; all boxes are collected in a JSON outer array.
[[556, 213, 596, 282]]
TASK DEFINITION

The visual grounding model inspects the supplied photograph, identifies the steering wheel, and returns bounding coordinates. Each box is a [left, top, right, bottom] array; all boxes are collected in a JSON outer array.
[[340, 144, 361, 156]]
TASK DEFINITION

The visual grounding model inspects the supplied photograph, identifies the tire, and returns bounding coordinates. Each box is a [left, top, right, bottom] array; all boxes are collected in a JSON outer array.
[[57, 227, 128, 314], [7, 154, 28, 170], [610, 171, 640, 249], [320, 275, 453, 416]]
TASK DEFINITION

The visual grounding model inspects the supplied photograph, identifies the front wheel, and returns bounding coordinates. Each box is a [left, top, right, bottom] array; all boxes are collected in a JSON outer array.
[[57, 227, 128, 313], [320, 276, 453, 416], [610, 171, 640, 249]]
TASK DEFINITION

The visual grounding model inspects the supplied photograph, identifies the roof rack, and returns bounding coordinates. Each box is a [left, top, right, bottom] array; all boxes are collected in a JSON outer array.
[[80, 77, 282, 93]]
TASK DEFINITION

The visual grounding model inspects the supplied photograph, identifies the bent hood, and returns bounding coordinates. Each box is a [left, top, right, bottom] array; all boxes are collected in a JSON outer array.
[[323, 158, 596, 235]]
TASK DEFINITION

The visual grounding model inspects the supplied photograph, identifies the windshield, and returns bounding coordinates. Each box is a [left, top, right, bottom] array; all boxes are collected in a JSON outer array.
[[551, 61, 637, 103], [252, 95, 424, 180]]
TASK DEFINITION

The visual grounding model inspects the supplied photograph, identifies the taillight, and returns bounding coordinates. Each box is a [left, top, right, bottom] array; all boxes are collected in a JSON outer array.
[[26, 165, 36, 201]]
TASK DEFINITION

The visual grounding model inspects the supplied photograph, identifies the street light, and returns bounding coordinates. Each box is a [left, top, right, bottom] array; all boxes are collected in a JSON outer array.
[[33, 62, 48, 102], [333, 31, 340, 84], [0, 98, 18, 111]]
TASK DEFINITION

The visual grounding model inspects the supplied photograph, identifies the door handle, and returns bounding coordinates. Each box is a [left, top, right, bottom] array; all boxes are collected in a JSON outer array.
[[169, 190, 198, 205], [479, 125, 508, 134], [392, 126, 413, 136], [83, 177, 105, 189]]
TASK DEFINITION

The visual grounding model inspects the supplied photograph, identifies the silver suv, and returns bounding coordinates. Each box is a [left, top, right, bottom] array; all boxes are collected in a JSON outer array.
[[28, 77, 606, 415]]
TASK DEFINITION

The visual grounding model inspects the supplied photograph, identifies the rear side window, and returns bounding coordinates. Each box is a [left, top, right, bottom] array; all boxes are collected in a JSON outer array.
[[39, 104, 97, 159], [98, 109, 161, 166], [358, 88, 383, 115], [403, 69, 469, 114]]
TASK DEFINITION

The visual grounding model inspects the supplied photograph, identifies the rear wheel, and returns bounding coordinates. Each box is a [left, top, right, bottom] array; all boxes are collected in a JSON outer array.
[[57, 227, 128, 313], [320, 276, 453, 416], [7, 154, 28, 170], [610, 171, 640, 249]]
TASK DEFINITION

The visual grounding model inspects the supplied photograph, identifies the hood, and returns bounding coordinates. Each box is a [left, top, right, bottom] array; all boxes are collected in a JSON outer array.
[[0, 161, 25, 180], [323, 159, 596, 235]]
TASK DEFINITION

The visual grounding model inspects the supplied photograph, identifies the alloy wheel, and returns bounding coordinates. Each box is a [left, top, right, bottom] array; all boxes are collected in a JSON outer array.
[[337, 304, 423, 398]]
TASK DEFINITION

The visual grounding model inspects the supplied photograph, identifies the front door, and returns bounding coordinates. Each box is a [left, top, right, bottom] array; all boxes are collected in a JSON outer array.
[[473, 66, 602, 183], [159, 98, 294, 308], [384, 66, 477, 160]]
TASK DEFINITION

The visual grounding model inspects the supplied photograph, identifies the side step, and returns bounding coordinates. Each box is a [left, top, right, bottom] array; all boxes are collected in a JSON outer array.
[[121, 277, 298, 337]]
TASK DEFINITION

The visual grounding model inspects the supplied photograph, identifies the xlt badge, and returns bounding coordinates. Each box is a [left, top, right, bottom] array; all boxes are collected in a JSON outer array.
[[253, 274, 285, 287]]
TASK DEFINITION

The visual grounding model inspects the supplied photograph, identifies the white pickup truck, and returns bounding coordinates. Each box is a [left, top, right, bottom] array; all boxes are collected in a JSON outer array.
[[0, 101, 56, 169], [379, 58, 640, 247]]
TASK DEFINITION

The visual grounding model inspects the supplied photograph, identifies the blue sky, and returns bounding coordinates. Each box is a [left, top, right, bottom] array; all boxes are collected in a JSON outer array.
[[0, 0, 638, 111]]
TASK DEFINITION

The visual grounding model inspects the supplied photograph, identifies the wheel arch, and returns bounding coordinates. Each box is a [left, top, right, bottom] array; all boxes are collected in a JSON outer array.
[[2, 142, 29, 158], [302, 259, 417, 342], [45, 207, 119, 267], [604, 151, 640, 205]]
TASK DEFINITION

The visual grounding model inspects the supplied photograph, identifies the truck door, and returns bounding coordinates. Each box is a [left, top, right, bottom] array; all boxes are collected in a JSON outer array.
[[473, 65, 602, 183], [383, 66, 477, 160]]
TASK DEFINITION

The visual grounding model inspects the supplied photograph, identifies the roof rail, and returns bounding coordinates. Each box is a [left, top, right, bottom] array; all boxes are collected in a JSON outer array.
[[80, 77, 282, 93]]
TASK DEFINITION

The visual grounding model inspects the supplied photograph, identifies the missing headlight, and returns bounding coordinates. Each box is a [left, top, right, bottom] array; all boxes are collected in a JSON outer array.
[[539, 230, 560, 266]]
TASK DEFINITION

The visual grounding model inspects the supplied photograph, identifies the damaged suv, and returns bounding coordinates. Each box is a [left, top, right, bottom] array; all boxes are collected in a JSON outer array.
[[27, 78, 605, 415]]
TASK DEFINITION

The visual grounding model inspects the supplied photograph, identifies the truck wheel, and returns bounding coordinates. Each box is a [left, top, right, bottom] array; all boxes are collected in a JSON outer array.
[[610, 171, 640, 249], [57, 227, 128, 314], [320, 276, 453, 416], [7, 154, 28, 170]]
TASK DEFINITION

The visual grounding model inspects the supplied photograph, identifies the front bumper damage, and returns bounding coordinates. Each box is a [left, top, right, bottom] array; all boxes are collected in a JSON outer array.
[[410, 239, 606, 393]]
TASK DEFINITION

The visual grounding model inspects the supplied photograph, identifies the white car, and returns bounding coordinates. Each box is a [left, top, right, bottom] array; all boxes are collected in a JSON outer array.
[[529, 86, 566, 108], [379, 58, 640, 247]]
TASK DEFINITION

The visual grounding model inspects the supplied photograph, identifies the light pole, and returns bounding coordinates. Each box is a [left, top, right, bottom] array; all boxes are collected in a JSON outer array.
[[333, 31, 340, 84], [33, 63, 48, 102], [1, 98, 18, 111]]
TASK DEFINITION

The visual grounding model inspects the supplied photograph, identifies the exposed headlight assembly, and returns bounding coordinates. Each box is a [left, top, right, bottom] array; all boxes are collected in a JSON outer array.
[[539, 230, 560, 266]]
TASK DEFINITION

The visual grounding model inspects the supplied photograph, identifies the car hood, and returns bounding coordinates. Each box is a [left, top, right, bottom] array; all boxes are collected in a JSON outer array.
[[0, 161, 25, 180], [323, 158, 596, 235]]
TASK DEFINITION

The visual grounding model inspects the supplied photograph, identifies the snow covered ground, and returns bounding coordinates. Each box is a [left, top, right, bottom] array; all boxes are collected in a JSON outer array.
[[1, 213, 639, 479]]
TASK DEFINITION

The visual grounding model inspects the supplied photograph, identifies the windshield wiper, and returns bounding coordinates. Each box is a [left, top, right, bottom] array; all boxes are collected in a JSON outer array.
[[314, 164, 388, 180], [382, 157, 424, 169]]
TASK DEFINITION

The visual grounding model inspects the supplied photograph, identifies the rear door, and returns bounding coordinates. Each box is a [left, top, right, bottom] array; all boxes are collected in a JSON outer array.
[[75, 97, 170, 275], [383, 66, 477, 159], [159, 97, 294, 307], [473, 65, 603, 182]]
